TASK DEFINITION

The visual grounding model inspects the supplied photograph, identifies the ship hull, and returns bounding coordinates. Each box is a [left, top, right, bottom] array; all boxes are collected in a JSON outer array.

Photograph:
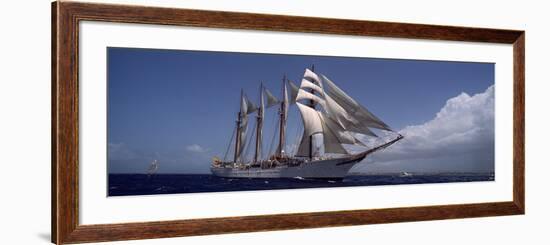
[[211, 153, 367, 179]]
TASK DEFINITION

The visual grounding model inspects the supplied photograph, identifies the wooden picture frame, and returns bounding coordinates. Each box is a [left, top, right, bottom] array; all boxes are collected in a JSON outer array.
[[52, 1, 525, 244]]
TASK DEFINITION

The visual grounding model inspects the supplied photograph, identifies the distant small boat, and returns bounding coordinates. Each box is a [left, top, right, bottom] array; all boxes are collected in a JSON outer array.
[[399, 172, 413, 177], [147, 159, 159, 176]]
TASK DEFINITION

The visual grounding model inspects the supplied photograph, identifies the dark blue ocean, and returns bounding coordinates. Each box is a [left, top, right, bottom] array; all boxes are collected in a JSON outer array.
[[108, 173, 494, 196]]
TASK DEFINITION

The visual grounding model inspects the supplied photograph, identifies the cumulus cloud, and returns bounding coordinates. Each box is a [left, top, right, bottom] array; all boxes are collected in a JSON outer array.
[[185, 144, 209, 153], [356, 85, 495, 173]]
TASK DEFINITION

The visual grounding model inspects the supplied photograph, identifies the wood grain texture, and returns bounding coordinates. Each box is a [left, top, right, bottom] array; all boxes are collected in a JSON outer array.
[[51, 2, 58, 243], [51, 1, 525, 244], [63, 1, 522, 43], [53, 1, 80, 244], [64, 202, 521, 244], [513, 33, 525, 213]]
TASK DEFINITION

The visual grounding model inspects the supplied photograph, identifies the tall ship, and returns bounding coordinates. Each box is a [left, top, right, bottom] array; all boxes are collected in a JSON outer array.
[[211, 67, 403, 179]]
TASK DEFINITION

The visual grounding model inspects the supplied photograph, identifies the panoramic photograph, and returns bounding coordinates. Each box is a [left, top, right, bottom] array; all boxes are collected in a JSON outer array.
[[107, 47, 495, 196]]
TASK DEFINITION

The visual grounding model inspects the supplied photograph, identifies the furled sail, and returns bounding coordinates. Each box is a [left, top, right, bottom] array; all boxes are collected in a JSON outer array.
[[319, 74, 392, 131]]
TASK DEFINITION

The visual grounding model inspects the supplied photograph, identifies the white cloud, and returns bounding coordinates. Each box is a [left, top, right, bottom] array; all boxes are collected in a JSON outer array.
[[185, 144, 208, 153], [357, 85, 495, 172], [108, 142, 138, 160]]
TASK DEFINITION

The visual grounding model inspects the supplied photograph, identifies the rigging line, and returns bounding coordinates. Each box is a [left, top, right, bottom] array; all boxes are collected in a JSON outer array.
[[260, 125, 266, 160], [262, 113, 277, 160], [242, 121, 256, 162], [292, 118, 303, 155], [247, 122, 257, 161], [290, 111, 303, 155], [241, 124, 251, 162], [268, 116, 280, 157], [223, 125, 237, 161], [265, 112, 277, 158]]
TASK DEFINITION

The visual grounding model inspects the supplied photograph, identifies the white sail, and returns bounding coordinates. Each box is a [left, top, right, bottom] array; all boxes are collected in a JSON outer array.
[[288, 80, 299, 104], [215, 67, 404, 179], [236, 93, 256, 162], [298, 69, 377, 137], [295, 102, 323, 157], [147, 159, 159, 175], [296, 88, 326, 108], [255, 85, 265, 162], [277, 80, 290, 157], [324, 93, 378, 137], [293, 68, 387, 158], [283, 83, 289, 117], [241, 93, 248, 114], [244, 94, 257, 115], [318, 113, 349, 154], [239, 126, 248, 160], [295, 131, 309, 157], [264, 87, 280, 108], [320, 74, 392, 131], [260, 88, 265, 119], [304, 68, 321, 84], [300, 78, 323, 95], [320, 112, 365, 146], [295, 102, 323, 136]]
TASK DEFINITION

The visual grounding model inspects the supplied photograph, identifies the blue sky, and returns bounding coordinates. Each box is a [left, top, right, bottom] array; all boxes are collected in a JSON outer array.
[[107, 47, 494, 174]]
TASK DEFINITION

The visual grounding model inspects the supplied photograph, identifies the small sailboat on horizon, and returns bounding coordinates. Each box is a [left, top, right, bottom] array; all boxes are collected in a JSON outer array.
[[147, 159, 159, 177]]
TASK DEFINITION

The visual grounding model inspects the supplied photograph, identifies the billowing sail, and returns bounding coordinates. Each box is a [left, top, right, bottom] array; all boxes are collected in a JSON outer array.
[[244, 94, 258, 114], [318, 113, 349, 154], [294, 68, 390, 158], [320, 112, 366, 147], [320, 74, 392, 131], [304, 68, 321, 84], [324, 93, 378, 137], [259, 85, 265, 119], [283, 83, 289, 119], [237, 93, 259, 161], [300, 78, 323, 95], [295, 102, 323, 157], [288, 80, 300, 104], [295, 102, 323, 137], [264, 87, 279, 108], [236, 92, 254, 162], [296, 88, 326, 108]]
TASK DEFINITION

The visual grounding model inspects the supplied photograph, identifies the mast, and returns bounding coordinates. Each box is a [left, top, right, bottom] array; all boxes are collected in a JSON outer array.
[[234, 90, 243, 163], [277, 75, 288, 158], [309, 65, 315, 160], [254, 83, 264, 163]]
